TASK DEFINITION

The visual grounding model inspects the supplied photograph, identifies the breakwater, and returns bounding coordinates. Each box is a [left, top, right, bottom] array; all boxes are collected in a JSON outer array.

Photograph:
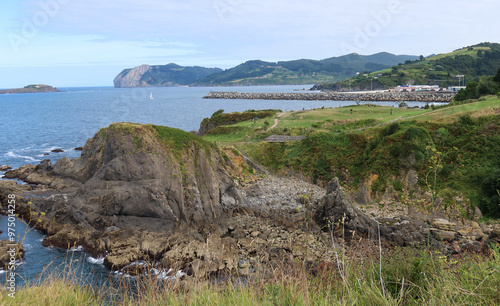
[[203, 91, 456, 102]]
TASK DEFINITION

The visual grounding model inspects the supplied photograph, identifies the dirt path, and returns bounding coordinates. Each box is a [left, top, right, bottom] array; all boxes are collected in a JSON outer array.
[[270, 113, 284, 129]]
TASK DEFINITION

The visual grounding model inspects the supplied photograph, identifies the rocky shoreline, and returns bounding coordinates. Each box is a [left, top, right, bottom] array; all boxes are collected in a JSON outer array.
[[0, 122, 498, 280], [203, 91, 456, 102]]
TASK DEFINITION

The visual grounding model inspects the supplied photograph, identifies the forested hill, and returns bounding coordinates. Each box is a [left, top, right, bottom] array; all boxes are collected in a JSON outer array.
[[315, 42, 500, 91], [194, 53, 419, 86]]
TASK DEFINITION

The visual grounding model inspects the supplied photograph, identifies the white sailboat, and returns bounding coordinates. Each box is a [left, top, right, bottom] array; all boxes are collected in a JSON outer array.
[[149, 92, 154, 100]]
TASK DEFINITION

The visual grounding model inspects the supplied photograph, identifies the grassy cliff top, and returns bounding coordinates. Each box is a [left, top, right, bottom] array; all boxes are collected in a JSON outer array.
[[102, 122, 215, 154], [202, 96, 500, 144]]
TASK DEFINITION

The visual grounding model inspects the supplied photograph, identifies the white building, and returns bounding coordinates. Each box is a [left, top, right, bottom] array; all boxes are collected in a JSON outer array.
[[447, 86, 467, 92], [395, 85, 441, 92]]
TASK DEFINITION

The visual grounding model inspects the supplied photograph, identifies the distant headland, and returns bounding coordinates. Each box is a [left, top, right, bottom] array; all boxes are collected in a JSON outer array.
[[0, 84, 60, 94]]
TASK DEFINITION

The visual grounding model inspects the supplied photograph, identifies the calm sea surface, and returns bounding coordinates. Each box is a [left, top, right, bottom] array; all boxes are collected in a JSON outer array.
[[0, 85, 434, 289]]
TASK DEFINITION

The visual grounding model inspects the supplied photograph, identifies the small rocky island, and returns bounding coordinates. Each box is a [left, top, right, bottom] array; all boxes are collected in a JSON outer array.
[[0, 84, 60, 94]]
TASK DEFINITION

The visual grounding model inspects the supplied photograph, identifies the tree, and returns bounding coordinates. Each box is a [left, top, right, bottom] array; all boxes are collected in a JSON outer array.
[[420, 55, 425, 61], [454, 81, 478, 101], [494, 67, 500, 83], [476, 76, 500, 97]]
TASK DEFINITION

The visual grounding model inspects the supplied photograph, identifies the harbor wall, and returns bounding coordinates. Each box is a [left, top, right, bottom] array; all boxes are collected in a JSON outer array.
[[203, 91, 455, 102]]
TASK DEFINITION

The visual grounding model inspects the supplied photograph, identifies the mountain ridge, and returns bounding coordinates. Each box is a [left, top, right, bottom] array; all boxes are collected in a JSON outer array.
[[195, 52, 419, 86]]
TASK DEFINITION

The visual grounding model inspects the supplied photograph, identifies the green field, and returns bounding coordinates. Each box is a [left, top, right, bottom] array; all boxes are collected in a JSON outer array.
[[428, 46, 491, 60]]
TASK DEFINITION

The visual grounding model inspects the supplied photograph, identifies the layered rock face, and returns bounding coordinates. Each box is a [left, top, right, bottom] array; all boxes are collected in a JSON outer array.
[[315, 178, 428, 246], [113, 64, 152, 88], [2, 123, 244, 272]]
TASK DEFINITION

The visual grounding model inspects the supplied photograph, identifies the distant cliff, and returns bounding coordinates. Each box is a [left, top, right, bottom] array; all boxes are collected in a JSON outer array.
[[113, 63, 223, 88], [0, 84, 60, 94]]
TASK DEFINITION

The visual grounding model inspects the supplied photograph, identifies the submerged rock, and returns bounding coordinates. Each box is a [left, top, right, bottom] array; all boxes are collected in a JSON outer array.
[[0, 165, 12, 171]]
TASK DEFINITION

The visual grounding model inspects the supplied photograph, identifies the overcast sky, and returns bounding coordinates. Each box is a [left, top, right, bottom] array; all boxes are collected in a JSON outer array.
[[1, 0, 499, 87]]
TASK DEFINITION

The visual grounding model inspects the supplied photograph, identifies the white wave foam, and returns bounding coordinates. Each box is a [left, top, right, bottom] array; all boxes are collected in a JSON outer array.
[[150, 267, 185, 280], [5, 151, 40, 162], [87, 256, 105, 265], [113, 262, 185, 281], [69, 245, 84, 252], [19, 145, 35, 151]]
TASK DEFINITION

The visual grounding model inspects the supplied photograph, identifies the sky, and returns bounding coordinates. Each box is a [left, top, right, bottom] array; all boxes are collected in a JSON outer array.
[[0, 0, 499, 87]]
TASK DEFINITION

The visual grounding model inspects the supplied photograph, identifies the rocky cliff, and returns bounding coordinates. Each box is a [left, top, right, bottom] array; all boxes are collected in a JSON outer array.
[[1, 123, 244, 272], [113, 63, 222, 88]]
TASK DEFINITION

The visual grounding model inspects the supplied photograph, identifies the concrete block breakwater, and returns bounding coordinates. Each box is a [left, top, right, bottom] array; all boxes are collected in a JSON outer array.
[[203, 91, 456, 102]]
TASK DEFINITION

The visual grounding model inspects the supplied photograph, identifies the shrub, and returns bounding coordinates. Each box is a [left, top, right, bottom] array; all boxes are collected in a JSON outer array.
[[211, 109, 224, 117], [393, 180, 404, 191]]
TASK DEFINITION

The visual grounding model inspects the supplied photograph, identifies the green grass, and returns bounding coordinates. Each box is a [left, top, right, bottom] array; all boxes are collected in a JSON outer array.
[[5, 245, 499, 305], [410, 96, 500, 122], [428, 46, 491, 61], [202, 105, 434, 144], [153, 125, 214, 153]]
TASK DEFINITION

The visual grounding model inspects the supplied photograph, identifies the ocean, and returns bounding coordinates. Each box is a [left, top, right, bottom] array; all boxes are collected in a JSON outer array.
[[0, 85, 434, 289]]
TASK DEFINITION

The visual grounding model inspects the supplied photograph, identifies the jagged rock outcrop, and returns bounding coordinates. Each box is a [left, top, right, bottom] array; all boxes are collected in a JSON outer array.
[[1, 123, 244, 272], [113, 63, 222, 88], [315, 178, 430, 247], [315, 178, 381, 239]]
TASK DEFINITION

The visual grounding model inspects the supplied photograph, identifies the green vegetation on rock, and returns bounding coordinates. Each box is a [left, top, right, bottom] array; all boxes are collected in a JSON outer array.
[[152, 124, 214, 153], [198, 109, 281, 136]]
